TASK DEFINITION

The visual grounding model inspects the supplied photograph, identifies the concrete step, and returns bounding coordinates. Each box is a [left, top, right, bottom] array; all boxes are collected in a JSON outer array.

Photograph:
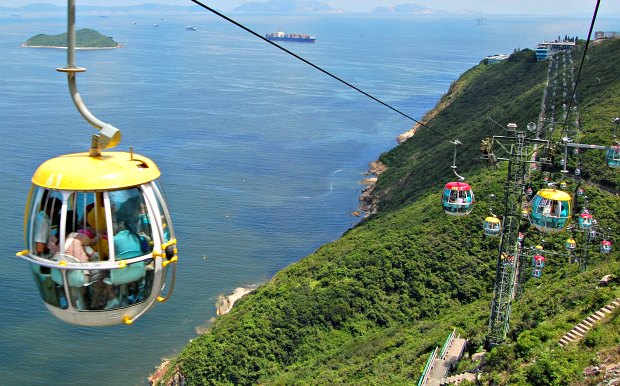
[[573, 325, 588, 334], [594, 311, 606, 319], [566, 330, 583, 339], [560, 299, 620, 348], [586, 316, 598, 324]]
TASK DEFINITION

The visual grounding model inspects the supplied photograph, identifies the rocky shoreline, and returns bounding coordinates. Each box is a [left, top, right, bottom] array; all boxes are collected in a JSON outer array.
[[356, 159, 388, 217], [148, 286, 256, 385]]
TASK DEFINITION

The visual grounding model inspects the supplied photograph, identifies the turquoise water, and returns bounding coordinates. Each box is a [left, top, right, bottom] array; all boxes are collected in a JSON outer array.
[[0, 9, 618, 385]]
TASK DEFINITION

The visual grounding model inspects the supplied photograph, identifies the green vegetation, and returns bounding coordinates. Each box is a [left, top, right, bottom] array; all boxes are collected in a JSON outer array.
[[158, 40, 620, 385], [24, 28, 119, 48]]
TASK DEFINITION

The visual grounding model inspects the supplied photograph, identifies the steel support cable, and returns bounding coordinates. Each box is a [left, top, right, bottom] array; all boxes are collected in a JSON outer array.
[[561, 0, 600, 138], [189, 0, 450, 141]]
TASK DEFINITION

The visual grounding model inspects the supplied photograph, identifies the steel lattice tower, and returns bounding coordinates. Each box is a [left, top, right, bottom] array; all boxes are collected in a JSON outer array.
[[485, 126, 549, 347]]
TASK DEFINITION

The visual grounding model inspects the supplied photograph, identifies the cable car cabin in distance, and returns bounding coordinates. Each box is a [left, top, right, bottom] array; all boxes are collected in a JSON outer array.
[[442, 181, 474, 216], [607, 146, 620, 168], [529, 189, 572, 233], [601, 240, 613, 254], [17, 151, 178, 326], [483, 216, 501, 236], [579, 212, 593, 229]]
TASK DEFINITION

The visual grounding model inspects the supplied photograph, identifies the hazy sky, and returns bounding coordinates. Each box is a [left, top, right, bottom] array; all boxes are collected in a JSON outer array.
[[4, 0, 620, 16]]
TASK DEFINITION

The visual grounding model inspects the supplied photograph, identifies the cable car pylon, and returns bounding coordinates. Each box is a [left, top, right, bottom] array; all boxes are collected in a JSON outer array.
[[483, 122, 550, 347]]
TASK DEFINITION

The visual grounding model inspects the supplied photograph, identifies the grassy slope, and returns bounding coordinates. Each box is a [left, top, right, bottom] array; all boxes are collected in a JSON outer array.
[[162, 40, 620, 385]]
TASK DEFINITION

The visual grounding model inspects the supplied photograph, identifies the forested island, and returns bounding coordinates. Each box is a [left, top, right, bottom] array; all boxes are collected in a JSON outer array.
[[23, 28, 121, 49], [152, 40, 620, 385]]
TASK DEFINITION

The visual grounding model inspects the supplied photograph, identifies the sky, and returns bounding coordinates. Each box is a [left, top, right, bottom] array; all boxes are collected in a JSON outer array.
[[3, 0, 620, 16]]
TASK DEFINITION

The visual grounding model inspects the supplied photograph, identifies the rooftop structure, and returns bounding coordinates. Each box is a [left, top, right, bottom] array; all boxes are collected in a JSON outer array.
[[485, 54, 509, 64], [535, 40, 576, 61]]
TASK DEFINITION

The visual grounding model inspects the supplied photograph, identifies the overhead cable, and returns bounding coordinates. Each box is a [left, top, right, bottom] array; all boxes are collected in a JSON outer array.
[[561, 0, 600, 137]]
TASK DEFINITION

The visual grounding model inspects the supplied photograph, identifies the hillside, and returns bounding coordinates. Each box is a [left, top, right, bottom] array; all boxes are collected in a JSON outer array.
[[23, 28, 120, 48], [155, 40, 620, 385]]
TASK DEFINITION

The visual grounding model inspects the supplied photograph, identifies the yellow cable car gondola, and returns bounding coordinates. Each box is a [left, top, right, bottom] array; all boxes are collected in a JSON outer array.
[[483, 216, 501, 236], [15, 0, 177, 326], [18, 151, 177, 326], [529, 188, 572, 233], [565, 238, 576, 250]]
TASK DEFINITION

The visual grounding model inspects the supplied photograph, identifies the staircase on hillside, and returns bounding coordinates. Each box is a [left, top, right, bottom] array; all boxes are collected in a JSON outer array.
[[419, 329, 468, 386], [440, 372, 477, 385], [558, 298, 620, 347]]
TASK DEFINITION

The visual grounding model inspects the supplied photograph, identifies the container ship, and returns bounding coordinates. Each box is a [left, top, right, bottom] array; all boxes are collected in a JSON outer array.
[[265, 31, 315, 43]]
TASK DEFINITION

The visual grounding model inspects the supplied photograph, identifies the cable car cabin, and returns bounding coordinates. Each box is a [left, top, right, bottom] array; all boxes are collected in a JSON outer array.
[[526, 187, 534, 196], [529, 189, 572, 233], [483, 216, 501, 236], [577, 187, 585, 196], [565, 238, 576, 251], [17, 151, 178, 326], [532, 268, 542, 278], [600, 240, 612, 254], [607, 146, 620, 168], [578, 212, 593, 230], [501, 253, 515, 266], [532, 255, 545, 268], [442, 182, 474, 216]]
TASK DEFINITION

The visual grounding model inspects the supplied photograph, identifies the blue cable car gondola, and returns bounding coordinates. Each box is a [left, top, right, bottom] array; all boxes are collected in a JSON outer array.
[[530, 189, 572, 233], [442, 181, 474, 216], [532, 254, 545, 268], [601, 240, 612, 254], [578, 212, 593, 230], [607, 146, 620, 168]]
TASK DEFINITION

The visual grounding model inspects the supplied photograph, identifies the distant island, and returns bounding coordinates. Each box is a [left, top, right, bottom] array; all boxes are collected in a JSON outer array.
[[23, 28, 121, 49]]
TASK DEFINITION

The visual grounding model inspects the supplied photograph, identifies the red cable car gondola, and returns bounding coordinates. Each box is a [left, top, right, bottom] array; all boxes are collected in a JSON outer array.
[[442, 181, 474, 216]]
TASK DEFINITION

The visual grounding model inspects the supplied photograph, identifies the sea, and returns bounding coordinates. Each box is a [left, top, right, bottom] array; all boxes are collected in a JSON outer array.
[[0, 7, 618, 386]]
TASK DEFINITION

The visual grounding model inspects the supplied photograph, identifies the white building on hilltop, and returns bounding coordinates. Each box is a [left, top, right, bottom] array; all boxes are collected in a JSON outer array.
[[485, 53, 510, 64], [535, 41, 576, 61]]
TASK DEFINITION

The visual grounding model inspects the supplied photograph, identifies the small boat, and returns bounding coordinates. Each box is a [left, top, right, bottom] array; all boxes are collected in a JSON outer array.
[[186, 26, 197, 31]]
